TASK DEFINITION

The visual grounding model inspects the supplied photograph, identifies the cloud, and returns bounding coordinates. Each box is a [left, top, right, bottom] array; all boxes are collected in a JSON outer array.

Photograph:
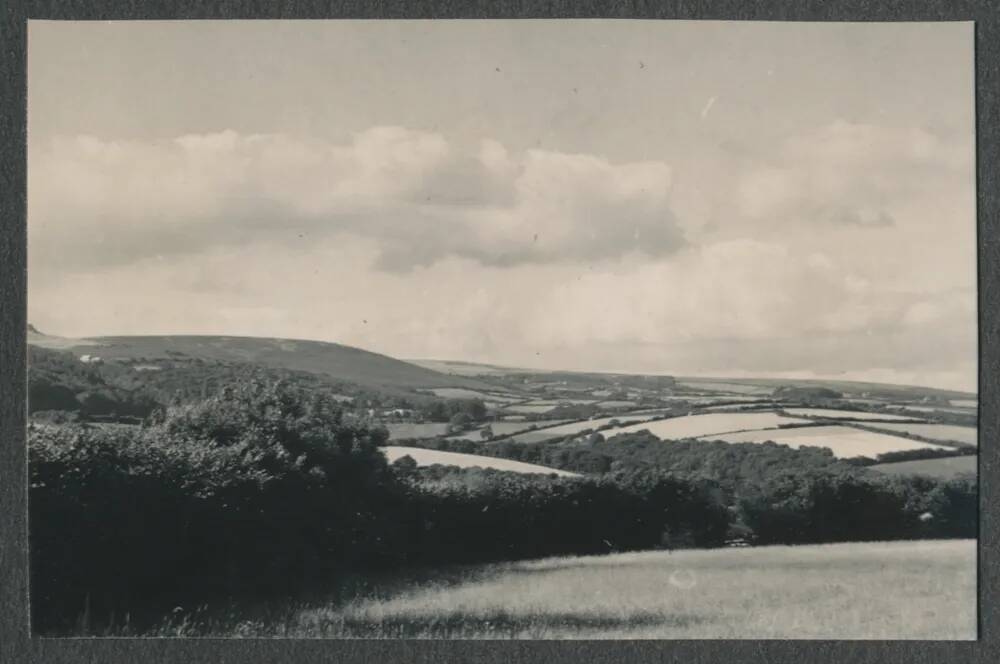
[[26, 121, 976, 392], [734, 120, 971, 230], [28, 234, 977, 392], [28, 127, 685, 275]]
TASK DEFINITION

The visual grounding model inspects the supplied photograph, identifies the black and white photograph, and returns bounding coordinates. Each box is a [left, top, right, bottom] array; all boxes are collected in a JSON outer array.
[[24, 19, 977, 639]]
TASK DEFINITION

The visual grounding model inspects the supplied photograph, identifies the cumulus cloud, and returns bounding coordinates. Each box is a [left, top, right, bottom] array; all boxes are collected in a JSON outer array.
[[26, 121, 976, 392], [735, 120, 971, 230], [28, 127, 685, 274], [28, 234, 977, 391]]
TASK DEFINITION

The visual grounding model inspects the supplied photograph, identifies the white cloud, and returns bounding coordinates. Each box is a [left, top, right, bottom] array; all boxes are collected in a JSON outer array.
[[734, 120, 972, 230], [27, 122, 976, 391], [28, 127, 685, 274]]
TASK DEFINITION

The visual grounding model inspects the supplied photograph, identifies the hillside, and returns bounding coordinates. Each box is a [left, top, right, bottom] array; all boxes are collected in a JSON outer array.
[[28, 328, 496, 392]]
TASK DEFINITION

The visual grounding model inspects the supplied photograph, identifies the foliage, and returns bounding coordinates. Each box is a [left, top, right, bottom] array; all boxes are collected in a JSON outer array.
[[28, 346, 161, 418], [736, 470, 976, 544], [416, 398, 488, 423], [29, 380, 402, 632]]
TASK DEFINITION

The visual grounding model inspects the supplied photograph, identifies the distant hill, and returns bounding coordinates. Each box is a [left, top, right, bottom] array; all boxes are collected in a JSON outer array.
[[27, 329, 495, 392], [407, 359, 535, 376], [676, 375, 975, 401]]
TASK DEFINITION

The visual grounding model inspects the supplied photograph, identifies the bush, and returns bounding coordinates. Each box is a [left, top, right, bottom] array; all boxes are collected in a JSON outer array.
[[400, 468, 731, 564], [29, 380, 403, 633], [737, 469, 977, 545]]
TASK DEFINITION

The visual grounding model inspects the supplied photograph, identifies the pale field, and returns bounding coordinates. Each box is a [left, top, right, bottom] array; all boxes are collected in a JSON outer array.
[[506, 415, 653, 443], [858, 423, 978, 447], [869, 456, 977, 480], [384, 423, 451, 440], [424, 388, 521, 401], [950, 399, 978, 408], [902, 405, 977, 415], [444, 420, 571, 441], [604, 412, 808, 440], [503, 404, 558, 414], [381, 446, 578, 477], [701, 402, 782, 411], [677, 380, 772, 395], [782, 408, 923, 422], [704, 425, 952, 459], [278, 540, 976, 639], [669, 395, 771, 404], [596, 400, 638, 408]]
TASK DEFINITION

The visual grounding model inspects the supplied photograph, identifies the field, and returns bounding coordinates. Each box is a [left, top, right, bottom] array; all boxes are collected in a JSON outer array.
[[603, 412, 808, 440], [951, 399, 977, 408], [901, 405, 976, 415], [506, 415, 653, 443], [704, 425, 951, 458], [859, 423, 978, 446], [701, 402, 780, 411], [444, 420, 572, 441], [381, 446, 578, 476], [781, 408, 922, 422], [162, 540, 975, 639], [869, 455, 977, 479], [424, 388, 521, 400], [676, 380, 773, 394], [384, 423, 451, 440], [503, 404, 558, 414]]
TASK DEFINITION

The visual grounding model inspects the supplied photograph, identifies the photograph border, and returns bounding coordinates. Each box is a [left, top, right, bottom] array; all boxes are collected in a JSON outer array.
[[1, 1, 997, 662]]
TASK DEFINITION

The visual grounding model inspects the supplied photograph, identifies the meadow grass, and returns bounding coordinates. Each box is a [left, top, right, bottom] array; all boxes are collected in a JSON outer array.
[[705, 424, 953, 458], [870, 455, 978, 479], [144, 539, 975, 639], [380, 446, 579, 476], [605, 412, 809, 440]]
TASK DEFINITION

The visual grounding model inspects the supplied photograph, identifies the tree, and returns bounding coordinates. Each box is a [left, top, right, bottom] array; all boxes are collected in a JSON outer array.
[[480, 425, 494, 440]]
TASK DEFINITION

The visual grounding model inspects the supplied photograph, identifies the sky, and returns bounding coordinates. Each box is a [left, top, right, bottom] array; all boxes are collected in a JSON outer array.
[[26, 20, 977, 391]]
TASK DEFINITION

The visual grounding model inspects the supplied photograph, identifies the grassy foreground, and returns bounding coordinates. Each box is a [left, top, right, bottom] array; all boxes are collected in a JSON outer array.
[[148, 539, 975, 639]]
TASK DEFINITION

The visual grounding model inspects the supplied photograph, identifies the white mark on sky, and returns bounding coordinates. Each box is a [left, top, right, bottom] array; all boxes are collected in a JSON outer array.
[[700, 96, 717, 119]]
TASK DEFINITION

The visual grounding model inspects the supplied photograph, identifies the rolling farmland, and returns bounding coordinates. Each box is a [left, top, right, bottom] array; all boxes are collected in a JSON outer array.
[[781, 408, 923, 421], [703, 425, 952, 458], [384, 423, 451, 440], [856, 423, 977, 446], [424, 388, 522, 401], [603, 412, 808, 440], [676, 380, 773, 395], [503, 404, 558, 414], [444, 420, 572, 441], [506, 415, 654, 443], [381, 446, 578, 477], [869, 455, 977, 479]]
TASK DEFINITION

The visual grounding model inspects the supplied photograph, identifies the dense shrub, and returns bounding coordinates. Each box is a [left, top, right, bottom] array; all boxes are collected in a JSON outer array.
[[868, 446, 976, 464], [29, 381, 404, 632], [401, 468, 730, 565], [737, 470, 977, 544]]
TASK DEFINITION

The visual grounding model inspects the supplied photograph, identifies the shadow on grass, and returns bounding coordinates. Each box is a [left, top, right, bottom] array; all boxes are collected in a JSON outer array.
[[334, 609, 707, 638]]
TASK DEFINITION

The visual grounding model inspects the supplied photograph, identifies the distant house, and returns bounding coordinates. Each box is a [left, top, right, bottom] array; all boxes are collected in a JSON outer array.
[[78, 354, 103, 364]]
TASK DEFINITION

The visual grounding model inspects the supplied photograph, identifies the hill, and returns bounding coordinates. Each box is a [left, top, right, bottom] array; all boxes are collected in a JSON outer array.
[[407, 358, 535, 376], [28, 328, 496, 392]]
